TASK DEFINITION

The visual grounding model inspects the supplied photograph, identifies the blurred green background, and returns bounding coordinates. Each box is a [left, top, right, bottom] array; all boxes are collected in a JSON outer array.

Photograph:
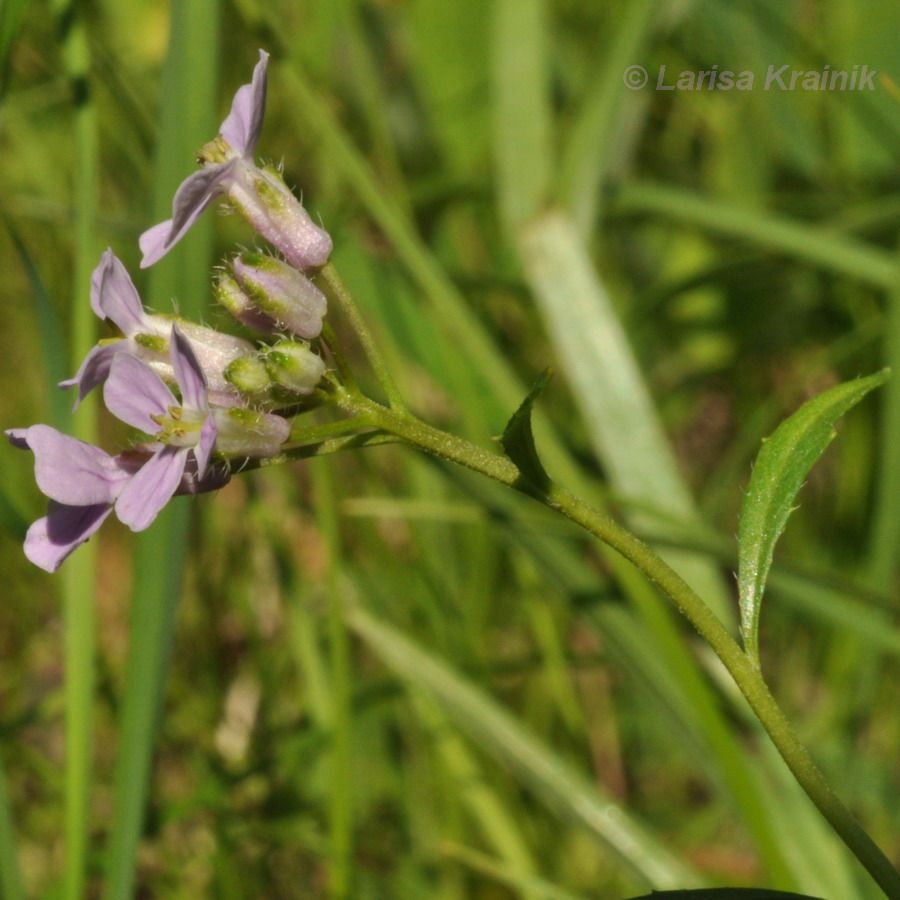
[[2, 0, 900, 897]]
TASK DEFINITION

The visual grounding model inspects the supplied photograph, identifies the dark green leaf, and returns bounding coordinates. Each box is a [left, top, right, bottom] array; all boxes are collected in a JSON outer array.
[[738, 370, 889, 662], [626, 889, 824, 899], [500, 368, 553, 492]]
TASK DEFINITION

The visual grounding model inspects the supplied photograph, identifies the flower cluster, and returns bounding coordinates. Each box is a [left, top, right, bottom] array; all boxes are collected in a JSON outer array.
[[7, 50, 332, 572]]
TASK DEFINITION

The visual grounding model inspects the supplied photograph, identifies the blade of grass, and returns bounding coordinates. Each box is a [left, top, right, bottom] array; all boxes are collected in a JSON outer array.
[[442, 842, 590, 900], [50, 0, 102, 894], [413, 696, 542, 899], [0, 0, 28, 96], [102, 506, 191, 900], [490, 0, 552, 232], [614, 180, 900, 289], [311, 457, 354, 900], [141, 8, 220, 319], [347, 605, 702, 893], [866, 274, 900, 585], [1, 215, 70, 429], [102, 5, 219, 897], [557, 0, 661, 233]]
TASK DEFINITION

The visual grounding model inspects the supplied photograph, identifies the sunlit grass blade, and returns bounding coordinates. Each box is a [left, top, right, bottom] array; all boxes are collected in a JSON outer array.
[[615, 181, 900, 289], [737, 371, 888, 664], [347, 605, 702, 893], [519, 209, 733, 626], [490, 0, 551, 232]]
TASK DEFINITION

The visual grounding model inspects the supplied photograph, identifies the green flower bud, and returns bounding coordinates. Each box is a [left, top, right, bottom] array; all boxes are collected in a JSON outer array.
[[264, 340, 326, 395], [224, 354, 273, 395], [214, 270, 279, 334]]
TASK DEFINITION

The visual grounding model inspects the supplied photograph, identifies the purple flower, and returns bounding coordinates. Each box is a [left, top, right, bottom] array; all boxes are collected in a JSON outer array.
[[103, 324, 219, 530], [103, 323, 290, 529], [7, 424, 231, 572], [62, 249, 256, 408], [140, 50, 332, 271], [59, 250, 253, 408], [6, 425, 141, 571]]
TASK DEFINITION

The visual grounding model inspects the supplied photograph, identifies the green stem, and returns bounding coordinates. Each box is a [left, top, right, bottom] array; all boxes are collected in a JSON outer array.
[[320, 321, 359, 393], [320, 264, 407, 411], [331, 386, 900, 900]]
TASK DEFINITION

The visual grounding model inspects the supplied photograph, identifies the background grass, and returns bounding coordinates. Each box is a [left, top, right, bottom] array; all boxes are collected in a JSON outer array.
[[2, 0, 900, 897]]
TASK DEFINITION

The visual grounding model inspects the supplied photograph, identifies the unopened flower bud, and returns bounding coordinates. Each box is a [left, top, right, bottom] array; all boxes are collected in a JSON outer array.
[[224, 354, 273, 395], [214, 270, 279, 334], [231, 251, 327, 339], [211, 406, 290, 458], [264, 340, 326, 395], [229, 164, 332, 271], [130, 315, 254, 403]]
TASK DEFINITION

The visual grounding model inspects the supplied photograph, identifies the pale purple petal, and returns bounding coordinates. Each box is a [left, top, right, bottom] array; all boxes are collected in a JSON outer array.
[[138, 220, 174, 268], [59, 342, 121, 409], [104, 354, 176, 433], [114, 446, 189, 531], [92, 249, 147, 333], [170, 325, 208, 413], [8, 424, 131, 505], [195, 416, 217, 476], [139, 161, 237, 268], [25, 502, 114, 573], [219, 50, 268, 156]]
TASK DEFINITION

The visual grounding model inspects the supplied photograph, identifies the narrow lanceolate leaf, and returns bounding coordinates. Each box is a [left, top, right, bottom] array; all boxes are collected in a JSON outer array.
[[738, 371, 889, 663], [499, 368, 553, 493]]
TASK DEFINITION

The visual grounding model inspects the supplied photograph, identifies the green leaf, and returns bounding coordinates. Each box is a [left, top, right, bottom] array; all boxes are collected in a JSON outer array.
[[626, 891, 823, 899], [738, 370, 889, 662], [500, 368, 553, 492]]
